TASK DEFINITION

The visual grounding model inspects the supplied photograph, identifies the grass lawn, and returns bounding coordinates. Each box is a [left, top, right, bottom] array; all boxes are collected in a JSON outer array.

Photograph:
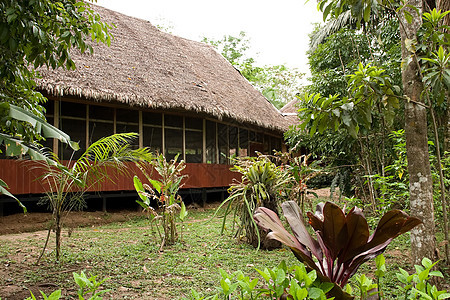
[[0, 203, 448, 299]]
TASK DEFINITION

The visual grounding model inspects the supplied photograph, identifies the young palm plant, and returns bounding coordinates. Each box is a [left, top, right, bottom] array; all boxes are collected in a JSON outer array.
[[36, 133, 151, 262], [254, 201, 422, 299]]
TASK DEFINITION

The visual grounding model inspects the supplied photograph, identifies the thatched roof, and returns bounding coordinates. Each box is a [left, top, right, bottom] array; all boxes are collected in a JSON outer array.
[[36, 5, 288, 132], [280, 99, 300, 128]]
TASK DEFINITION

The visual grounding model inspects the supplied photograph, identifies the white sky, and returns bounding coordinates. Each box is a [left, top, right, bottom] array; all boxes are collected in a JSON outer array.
[[95, 0, 323, 74]]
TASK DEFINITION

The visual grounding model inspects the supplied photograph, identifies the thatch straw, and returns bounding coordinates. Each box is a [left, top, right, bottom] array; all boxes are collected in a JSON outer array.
[[36, 5, 290, 132], [280, 99, 300, 127]]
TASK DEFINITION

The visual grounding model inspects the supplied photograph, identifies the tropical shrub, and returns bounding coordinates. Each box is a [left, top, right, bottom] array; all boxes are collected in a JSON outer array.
[[277, 152, 321, 213], [26, 271, 110, 300], [396, 257, 450, 300], [215, 155, 289, 249], [133, 153, 187, 248], [36, 133, 151, 262], [185, 260, 335, 300], [254, 201, 422, 298]]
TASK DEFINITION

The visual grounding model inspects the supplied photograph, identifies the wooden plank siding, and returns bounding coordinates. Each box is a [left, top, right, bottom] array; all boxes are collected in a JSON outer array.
[[0, 160, 239, 195]]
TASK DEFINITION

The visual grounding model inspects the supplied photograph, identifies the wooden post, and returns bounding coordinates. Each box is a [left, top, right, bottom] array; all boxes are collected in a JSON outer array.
[[53, 100, 59, 156], [182, 117, 186, 161], [86, 104, 89, 149], [139, 111, 143, 148], [202, 119, 206, 163], [102, 196, 107, 212], [161, 114, 165, 156], [202, 188, 207, 207]]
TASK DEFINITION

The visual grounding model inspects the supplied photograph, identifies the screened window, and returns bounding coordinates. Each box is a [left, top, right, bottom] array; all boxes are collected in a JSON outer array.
[[263, 135, 270, 154], [89, 105, 114, 145], [143, 112, 162, 153], [165, 114, 183, 128], [239, 128, 248, 157], [60, 118, 86, 160], [143, 126, 162, 153], [206, 120, 216, 164], [218, 124, 228, 164], [165, 128, 183, 161], [60, 102, 87, 160], [116, 109, 138, 148], [61, 101, 85, 118], [142, 112, 162, 126], [41, 116, 54, 152], [271, 136, 282, 152], [185, 117, 203, 130], [185, 130, 202, 163], [90, 105, 114, 121], [229, 126, 238, 162]]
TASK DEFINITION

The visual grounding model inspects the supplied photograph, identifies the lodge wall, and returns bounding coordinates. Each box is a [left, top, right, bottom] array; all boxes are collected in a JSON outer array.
[[0, 96, 285, 213], [41, 96, 283, 163]]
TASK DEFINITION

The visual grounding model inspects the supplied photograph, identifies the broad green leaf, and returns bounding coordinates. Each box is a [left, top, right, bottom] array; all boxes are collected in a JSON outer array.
[[133, 176, 146, 195], [403, 10, 413, 23], [9, 104, 79, 150], [0, 179, 26, 213], [180, 201, 188, 221], [149, 179, 162, 193], [309, 287, 325, 299]]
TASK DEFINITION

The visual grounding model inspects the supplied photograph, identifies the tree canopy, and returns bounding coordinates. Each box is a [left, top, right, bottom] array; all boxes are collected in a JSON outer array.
[[0, 0, 112, 208], [203, 32, 304, 109]]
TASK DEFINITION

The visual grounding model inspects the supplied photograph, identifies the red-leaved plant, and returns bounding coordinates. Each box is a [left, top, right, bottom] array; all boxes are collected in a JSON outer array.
[[254, 201, 422, 299]]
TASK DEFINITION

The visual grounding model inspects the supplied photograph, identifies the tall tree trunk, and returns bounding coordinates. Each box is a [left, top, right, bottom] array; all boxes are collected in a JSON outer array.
[[399, 0, 436, 264]]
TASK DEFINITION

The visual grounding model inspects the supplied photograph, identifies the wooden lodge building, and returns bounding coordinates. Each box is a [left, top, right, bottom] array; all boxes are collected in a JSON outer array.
[[0, 5, 292, 213]]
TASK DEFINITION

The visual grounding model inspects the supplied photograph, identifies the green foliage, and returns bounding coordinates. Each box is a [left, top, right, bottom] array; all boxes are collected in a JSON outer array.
[[26, 271, 110, 300], [254, 200, 421, 298], [277, 152, 322, 213], [367, 130, 409, 214], [353, 274, 378, 300], [134, 153, 188, 247], [0, 0, 112, 143], [396, 258, 450, 300], [73, 271, 111, 299], [37, 133, 151, 261], [417, 8, 450, 107], [215, 155, 289, 248], [0, 0, 112, 211], [298, 63, 400, 139], [186, 261, 335, 300], [202, 32, 303, 109]]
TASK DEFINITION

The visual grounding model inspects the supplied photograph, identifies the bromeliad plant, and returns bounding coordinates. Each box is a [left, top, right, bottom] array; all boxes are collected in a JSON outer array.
[[215, 155, 290, 249], [134, 153, 187, 248], [254, 201, 422, 298]]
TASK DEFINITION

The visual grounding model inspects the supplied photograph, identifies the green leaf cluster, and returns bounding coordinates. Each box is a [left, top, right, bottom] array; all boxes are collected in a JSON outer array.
[[186, 261, 334, 300], [202, 32, 304, 109]]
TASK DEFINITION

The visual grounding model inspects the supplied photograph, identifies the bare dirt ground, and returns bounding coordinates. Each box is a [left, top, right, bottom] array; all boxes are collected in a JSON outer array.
[[0, 188, 337, 236], [0, 210, 143, 235]]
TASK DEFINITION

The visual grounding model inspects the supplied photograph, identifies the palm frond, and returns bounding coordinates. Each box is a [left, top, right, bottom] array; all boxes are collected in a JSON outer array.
[[310, 10, 356, 51]]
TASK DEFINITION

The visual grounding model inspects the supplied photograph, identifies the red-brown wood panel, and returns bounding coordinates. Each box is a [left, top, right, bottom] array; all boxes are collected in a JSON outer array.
[[0, 160, 238, 195]]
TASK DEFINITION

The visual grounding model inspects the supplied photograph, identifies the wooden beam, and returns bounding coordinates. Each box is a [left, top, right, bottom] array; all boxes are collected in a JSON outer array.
[[86, 104, 89, 149], [53, 100, 59, 156], [182, 117, 186, 161], [161, 114, 165, 155], [202, 119, 206, 163], [139, 110, 143, 148]]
